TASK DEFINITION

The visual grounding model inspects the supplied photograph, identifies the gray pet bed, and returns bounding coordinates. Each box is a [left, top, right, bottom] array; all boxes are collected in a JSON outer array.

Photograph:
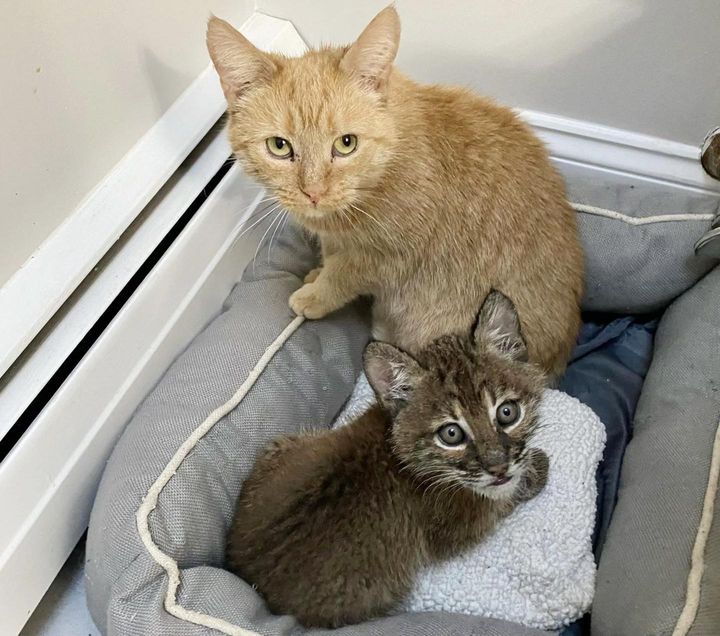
[[86, 168, 720, 636]]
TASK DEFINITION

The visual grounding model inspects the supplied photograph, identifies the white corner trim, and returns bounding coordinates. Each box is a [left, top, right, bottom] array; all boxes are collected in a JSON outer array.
[[0, 65, 223, 380], [0, 131, 231, 441], [521, 109, 720, 196], [0, 12, 306, 381], [0, 14, 307, 634]]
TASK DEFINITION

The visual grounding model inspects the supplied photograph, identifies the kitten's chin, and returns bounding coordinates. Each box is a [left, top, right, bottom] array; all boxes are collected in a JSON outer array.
[[471, 473, 520, 501]]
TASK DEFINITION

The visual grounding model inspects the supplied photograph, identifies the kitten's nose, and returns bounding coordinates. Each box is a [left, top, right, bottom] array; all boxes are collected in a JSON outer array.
[[300, 185, 326, 206], [486, 462, 509, 477], [486, 449, 509, 476]]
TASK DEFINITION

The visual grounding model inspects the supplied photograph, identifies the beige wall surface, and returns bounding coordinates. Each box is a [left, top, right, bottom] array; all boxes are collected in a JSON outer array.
[[259, 0, 719, 147], [0, 0, 252, 286]]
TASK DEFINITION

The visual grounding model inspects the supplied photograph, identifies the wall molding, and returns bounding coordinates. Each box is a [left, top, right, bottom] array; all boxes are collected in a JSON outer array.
[[0, 12, 307, 382], [521, 110, 720, 196], [0, 14, 306, 635]]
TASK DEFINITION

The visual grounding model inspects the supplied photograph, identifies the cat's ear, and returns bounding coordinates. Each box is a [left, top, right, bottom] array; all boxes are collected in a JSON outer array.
[[340, 5, 400, 93], [472, 290, 528, 362], [206, 16, 277, 103], [364, 342, 423, 412]]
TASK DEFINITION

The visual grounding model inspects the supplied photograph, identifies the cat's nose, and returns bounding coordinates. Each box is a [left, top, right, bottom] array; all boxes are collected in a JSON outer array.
[[300, 185, 326, 206]]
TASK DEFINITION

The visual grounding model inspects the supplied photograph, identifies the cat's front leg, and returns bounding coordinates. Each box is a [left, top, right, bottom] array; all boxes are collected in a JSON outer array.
[[304, 267, 322, 284], [289, 257, 363, 320], [300, 236, 335, 285]]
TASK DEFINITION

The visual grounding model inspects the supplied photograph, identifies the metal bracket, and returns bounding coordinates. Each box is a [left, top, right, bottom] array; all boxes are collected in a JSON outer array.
[[701, 126, 720, 181]]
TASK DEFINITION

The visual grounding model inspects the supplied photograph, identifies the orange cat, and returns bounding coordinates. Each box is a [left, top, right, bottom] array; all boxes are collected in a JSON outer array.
[[207, 6, 583, 375]]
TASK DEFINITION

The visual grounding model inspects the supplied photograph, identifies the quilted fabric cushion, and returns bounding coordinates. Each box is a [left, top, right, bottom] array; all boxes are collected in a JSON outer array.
[[565, 164, 719, 313]]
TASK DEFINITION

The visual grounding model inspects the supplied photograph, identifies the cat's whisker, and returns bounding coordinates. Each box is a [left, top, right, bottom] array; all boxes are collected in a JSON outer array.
[[358, 201, 405, 240], [279, 209, 292, 235], [346, 203, 398, 247], [335, 206, 353, 228], [238, 203, 282, 238], [229, 202, 282, 251], [253, 195, 278, 207], [267, 210, 289, 264], [252, 209, 284, 273], [233, 197, 276, 226]]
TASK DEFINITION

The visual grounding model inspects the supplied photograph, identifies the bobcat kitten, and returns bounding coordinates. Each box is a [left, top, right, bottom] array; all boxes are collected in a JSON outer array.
[[226, 291, 549, 628], [207, 6, 584, 376]]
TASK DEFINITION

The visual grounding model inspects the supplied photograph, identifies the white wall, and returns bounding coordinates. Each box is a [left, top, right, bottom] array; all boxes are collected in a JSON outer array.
[[259, 0, 719, 147], [0, 0, 252, 286]]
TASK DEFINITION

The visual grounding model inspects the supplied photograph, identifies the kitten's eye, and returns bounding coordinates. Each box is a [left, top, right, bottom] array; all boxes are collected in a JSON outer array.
[[437, 423, 466, 446], [266, 137, 293, 159], [496, 400, 520, 427], [332, 134, 358, 157]]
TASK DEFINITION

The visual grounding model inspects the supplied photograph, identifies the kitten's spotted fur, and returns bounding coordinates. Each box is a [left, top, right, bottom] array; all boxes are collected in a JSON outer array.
[[207, 6, 584, 376], [226, 291, 549, 628]]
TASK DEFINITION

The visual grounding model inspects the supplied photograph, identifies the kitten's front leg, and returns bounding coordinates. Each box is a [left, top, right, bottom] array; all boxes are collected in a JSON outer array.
[[289, 257, 363, 320], [515, 448, 549, 502]]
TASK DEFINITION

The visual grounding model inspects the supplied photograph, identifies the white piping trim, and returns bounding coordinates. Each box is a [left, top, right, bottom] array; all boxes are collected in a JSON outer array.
[[572, 202, 715, 226], [672, 417, 720, 636], [135, 315, 305, 636]]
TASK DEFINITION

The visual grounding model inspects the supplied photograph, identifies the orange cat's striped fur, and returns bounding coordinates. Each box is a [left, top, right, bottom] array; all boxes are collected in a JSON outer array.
[[207, 6, 583, 376]]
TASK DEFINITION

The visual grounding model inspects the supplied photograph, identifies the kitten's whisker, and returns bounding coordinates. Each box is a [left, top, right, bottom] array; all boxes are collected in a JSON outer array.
[[414, 471, 453, 488], [434, 477, 464, 501]]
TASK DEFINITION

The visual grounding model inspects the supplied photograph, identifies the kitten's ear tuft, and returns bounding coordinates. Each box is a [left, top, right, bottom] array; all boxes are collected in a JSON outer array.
[[340, 5, 400, 93], [206, 15, 277, 103], [472, 290, 528, 362], [364, 342, 422, 411]]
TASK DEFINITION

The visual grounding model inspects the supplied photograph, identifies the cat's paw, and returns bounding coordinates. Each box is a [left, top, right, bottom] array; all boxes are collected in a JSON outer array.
[[289, 283, 334, 320], [517, 448, 549, 502], [303, 267, 322, 284]]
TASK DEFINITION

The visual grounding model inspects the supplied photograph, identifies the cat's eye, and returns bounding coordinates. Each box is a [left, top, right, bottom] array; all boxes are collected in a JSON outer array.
[[332, 134, 358, 157], [266, 137, 293, 159], [496, 400, 521, 427], [436, 423, 466, 446]]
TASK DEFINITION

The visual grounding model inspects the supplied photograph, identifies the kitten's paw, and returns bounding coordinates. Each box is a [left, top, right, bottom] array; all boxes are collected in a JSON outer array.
[[303, 267, 322, 284], [517, 448, 549, 502], [289, 283, 334, 320], [263, 436, 299, 462]]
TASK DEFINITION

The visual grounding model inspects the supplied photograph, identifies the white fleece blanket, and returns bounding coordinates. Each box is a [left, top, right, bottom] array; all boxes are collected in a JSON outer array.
[[334, 375, 606, 631]]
